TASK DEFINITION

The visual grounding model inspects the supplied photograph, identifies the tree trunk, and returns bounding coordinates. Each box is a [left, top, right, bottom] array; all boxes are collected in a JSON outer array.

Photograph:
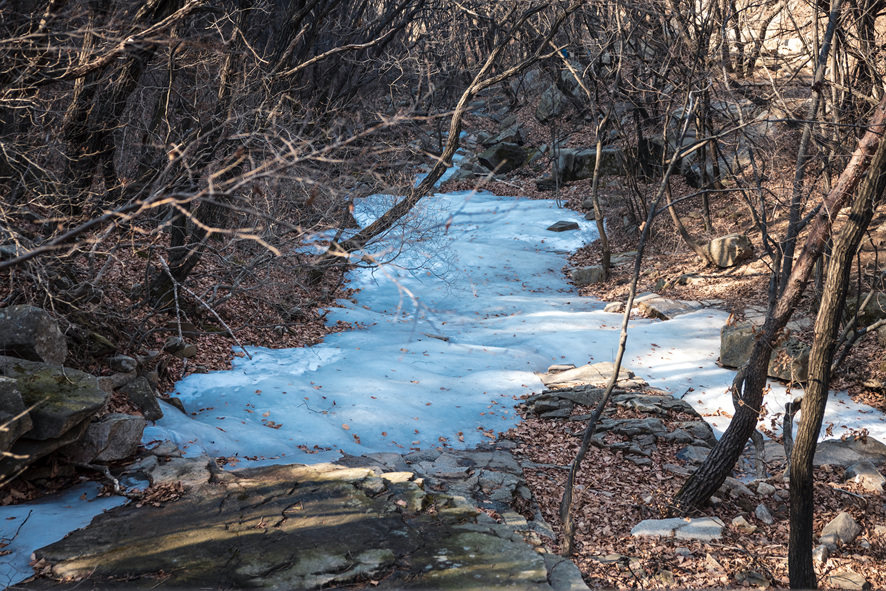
[[672, 93, 886, 513], [788, 122, 886, 589]]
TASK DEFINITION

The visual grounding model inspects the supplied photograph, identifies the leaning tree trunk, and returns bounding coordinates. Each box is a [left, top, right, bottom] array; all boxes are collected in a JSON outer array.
[[788, 125, 886, 589], [672, 93, 886, 512]]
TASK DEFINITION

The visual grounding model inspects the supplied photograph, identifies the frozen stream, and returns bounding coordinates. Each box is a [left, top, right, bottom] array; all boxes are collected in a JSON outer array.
[[3, 189, 886, 585]]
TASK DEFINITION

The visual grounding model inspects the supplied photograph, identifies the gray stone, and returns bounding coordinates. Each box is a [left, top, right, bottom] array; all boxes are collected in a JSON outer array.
[[821, 512, 862, 548], [571, 265, 604, 285], [813, 544, 829, 563], [0, 376, 32, 452], [0, 356, 108, 440], [847, 292, 886, 327], [119, 377, 163, 421], [677, 445, 710, 464], [478, 142, 526, 174], [719, 477, 755, 498], [536, 87, 568, 123], [703, 234, 754, 267], [0, 417, 91, 479], [756, 481, 777, 496], [843, 459, 885, 492], [97, 371, 137, 395], [631, 517, 724, 542], [548, 220, 580, 232], [106, 355, 137, 373], [637, 297, 703, 320], [755, 503, 774, 525], [61, 413, 146, 463], [557, 147, 626, 182], [544, 554, 590, 591], [720, 322, 810, 382], [483, 122, 523, 147], [735, 569, 771, 587], [0, 305, 67, 366], [163, 336, 197, 359], [678, 421, 717, 446], [828, 571, 871, 590], [815, 437, 886, 467]]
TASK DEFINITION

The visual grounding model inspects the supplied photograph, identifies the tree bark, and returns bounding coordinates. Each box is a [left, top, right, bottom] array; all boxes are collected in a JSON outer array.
[[672, 92, 886, 513], [788, 121, 886, 589]]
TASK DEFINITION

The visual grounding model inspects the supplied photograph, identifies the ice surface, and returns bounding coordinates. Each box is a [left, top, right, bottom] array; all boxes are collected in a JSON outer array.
[[0, 483, 125, 586]]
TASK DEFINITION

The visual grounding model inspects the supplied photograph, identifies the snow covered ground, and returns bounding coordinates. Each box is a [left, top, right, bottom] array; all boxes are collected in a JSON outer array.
[[3, 188, 886, 585]]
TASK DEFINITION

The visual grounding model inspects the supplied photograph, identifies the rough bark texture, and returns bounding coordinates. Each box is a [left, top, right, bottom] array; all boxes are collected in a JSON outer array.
[[788, 127, 886, 589], [672, 93, 886, 513]]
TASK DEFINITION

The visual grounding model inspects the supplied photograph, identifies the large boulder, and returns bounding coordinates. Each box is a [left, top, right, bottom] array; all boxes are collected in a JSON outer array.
[[814, 437, 886, 467], [536, 86, 567, 122], [720, 322, 810, 382], [119, 376, 163, 421], [477, 142, 526, 174], [556, 147, 626, 182], [0, 305, 67, 366], [482, 122, 523, 147], [0, 356, 109, 440], [61, 413, 146, 463], [0, 376, 32, 452], [703, 234, 754, 268]]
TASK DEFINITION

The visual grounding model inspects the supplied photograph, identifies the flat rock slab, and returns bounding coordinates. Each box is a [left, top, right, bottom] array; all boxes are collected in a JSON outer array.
[[23, 442, 581, 591], [631, 517, 724, 542], [540, 362, 636, 388], [815, 437, 886, 467], [636, 297, 703, 320]]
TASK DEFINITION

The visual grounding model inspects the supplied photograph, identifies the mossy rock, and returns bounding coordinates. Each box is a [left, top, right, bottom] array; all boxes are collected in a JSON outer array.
[[0, 356, 108, 440]]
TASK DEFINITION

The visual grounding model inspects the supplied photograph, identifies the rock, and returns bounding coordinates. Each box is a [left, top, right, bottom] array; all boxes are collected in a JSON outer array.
[[0, 376, 32, 452], [97, 371, 137, 395], [557, 147, 626, 182], [544, 553, 591, 591], [0, 305, 67, 366], [843, 459, 885, 492], [483, 122, 523, 147], [119, 377, 163, 421], [828, 571, 871, 590], [163, 336, 197, 359], [34, 462, 553, 590], [61, 413, 146, 463], [547, 220, 580, 232], [718, 477, 755, 498], [677, 445, 710, 464], [755, 503, 774, 525], [631, 516, 724, 542], [720, 322, 810, 382], [106, 355, 137, 373], [813, 544, 830, 563], [0, 417, 91, 479], [732, 515, 757, 534], [846, 292, 886, 327], [541, 362, 635, 388], [703, 234, 754, 267], [756, 481, 777, 496], [735, 569, 771, 587], [636, 297, 703, 320], [0, 356, 108, 440], [477, 142, 526, 174], [820, 512, 862, 548], [815, 437, 886, 467], [678, 421, 717, 446], [536, 87, 568, 122], [571, 265, 604, 285]]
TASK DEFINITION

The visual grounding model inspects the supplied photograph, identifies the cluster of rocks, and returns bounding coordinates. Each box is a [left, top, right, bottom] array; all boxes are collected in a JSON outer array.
[[0, 306, 174, 481], [23, 439, 591, 591]]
